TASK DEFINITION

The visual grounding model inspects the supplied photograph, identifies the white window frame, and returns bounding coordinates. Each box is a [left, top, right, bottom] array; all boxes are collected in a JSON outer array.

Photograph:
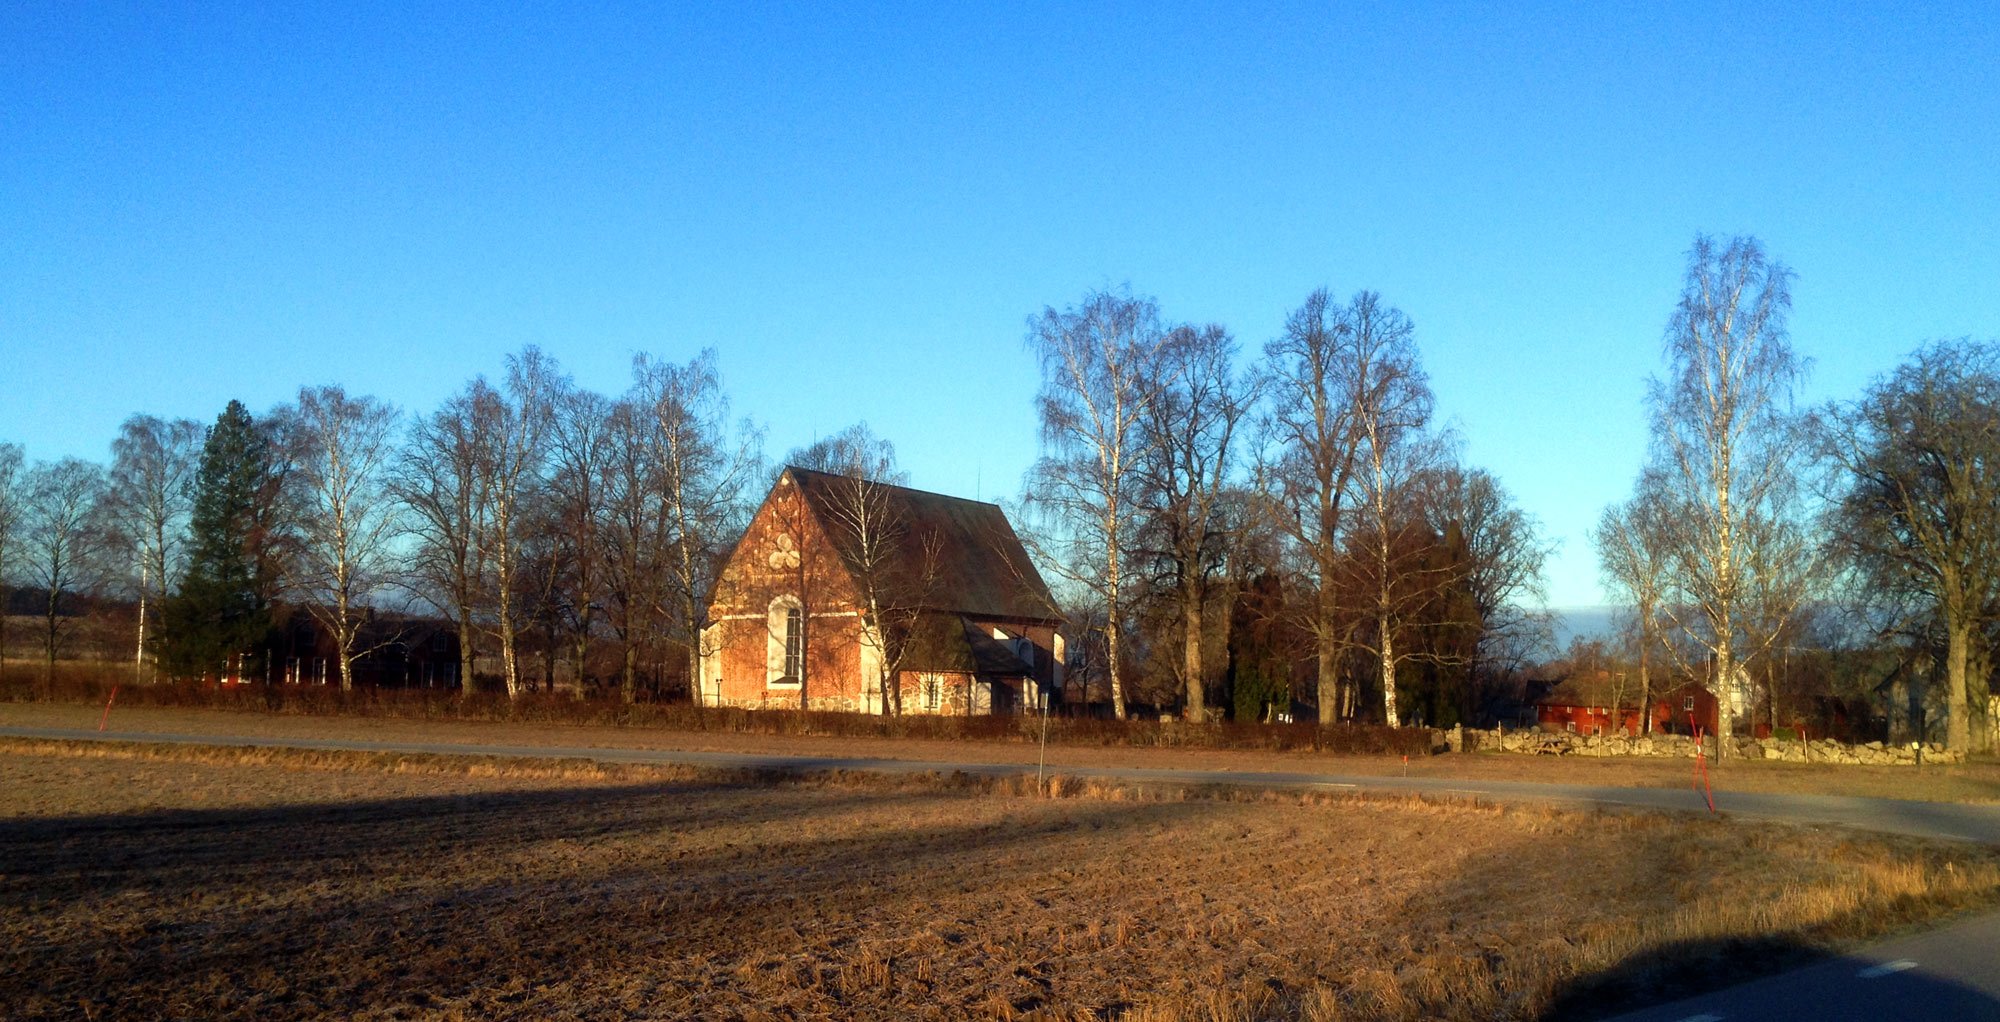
[[767, 595, 803, 688]]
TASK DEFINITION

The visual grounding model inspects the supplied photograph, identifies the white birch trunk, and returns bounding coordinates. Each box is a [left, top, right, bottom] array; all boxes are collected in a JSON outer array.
[[1379, 617, 1399, 727]]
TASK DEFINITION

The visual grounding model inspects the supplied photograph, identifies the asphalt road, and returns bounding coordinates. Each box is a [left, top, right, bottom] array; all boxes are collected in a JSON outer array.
[[8, 723, 2000, 1019], [1601, 907, 2000, 1021]]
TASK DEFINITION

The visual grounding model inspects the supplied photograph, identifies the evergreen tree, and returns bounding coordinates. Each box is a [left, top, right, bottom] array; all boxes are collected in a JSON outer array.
[[161, 401, 274, 680], [1226, 570, 1293, 722]]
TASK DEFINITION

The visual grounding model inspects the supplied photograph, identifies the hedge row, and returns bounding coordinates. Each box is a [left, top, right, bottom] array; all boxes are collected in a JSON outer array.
[[0, 672, 1436, 757]]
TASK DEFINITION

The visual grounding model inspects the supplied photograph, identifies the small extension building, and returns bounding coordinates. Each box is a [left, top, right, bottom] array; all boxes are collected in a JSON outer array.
[[700, 467, 1065, 714]]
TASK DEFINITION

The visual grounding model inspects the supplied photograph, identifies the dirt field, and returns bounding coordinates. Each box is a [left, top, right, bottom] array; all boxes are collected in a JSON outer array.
[[8, 701, 2000, 804], [4, 740, 2000, 1021]]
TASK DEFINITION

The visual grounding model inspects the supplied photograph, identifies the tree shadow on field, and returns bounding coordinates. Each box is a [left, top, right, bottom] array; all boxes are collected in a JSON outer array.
[[0, 775, 1219, 1021], [1541, 935, 2000, 1021], [0, 780, 902, 895]]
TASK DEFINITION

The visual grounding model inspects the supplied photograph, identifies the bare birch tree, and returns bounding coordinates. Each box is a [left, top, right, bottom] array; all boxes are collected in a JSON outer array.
[[790, 423, 944, 715], [22, 458, 106, 687], [1594, 476, 1675, 735], [104, 415, 202, 683], [0, 444, 26, 681], [1346, 294, 1443, 727], [398, 384, 492, 694], [790, 424, 902, 483], [1025, 289, 1162, 720], [1647, 234, 1805, 757], [481, 348, 559, 697], [1261, 289, 1366, 723], [285, 386, 403, 691], [614, 350, 758, 703], [1134, 324, 1252, 722], [1823, 339, 2000, 752], [545, 383, 614, 688], [601, 396, 663, 701], [1263, 289, 1437, 724]]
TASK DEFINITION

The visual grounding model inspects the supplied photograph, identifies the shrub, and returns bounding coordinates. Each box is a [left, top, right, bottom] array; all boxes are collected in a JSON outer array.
[[0, 669, 1438, 756]]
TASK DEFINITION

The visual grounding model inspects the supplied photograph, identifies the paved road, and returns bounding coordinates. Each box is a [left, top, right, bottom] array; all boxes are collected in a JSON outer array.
[[1602, 907, 2000, 1021], [10, 723, 2000, 1020], [6, 723, 1999, 843]]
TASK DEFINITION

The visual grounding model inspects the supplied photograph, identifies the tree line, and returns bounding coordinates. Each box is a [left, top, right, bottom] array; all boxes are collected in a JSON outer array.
[[0, 349, 761, 702], [1, 233, 1993, 750], [1021, 287, 1549, 728], [1019, 234, 1996, 748]]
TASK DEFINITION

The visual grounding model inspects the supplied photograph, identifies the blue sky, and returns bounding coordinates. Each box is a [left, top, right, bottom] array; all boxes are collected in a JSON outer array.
[[4, 3, 1996, 609]]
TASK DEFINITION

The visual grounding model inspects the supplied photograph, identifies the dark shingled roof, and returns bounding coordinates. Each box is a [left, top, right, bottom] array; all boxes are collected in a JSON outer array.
[[785, 466, 1057, 622], [893, 612, 1033, 676]]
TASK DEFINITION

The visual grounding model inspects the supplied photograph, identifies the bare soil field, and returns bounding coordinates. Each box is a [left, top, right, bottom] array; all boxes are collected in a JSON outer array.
[[4, 739, 1999, 1021], [8, 701, 2000, 804]]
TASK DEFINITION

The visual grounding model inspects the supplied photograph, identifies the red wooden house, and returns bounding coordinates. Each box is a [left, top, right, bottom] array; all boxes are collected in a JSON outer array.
[[1536, 673, 1723, 738], [1534, 673, 1644, 735], [1535, 699, 1645, 736], [1651, 682, 1719, 736]]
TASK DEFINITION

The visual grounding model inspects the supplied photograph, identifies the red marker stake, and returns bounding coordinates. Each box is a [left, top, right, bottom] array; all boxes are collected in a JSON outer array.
[[1690, 714, 1716, 814], [98, 684, 120, 732]]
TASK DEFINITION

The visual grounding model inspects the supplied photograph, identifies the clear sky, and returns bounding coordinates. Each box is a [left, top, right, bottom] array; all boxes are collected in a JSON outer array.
[[4, 3, 1996, 611]]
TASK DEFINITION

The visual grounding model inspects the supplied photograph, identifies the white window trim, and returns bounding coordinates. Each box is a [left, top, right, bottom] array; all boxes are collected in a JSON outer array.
[[767, 595, 803, 688]]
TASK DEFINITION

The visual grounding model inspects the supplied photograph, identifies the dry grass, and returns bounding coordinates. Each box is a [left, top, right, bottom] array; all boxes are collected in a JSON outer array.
[[4, 739, 1999, 1021], [9, 701, 2000, 805]]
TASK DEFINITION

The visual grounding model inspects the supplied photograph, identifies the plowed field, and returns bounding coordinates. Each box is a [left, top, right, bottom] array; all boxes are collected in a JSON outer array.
[[4, 742, 1997, 1020]]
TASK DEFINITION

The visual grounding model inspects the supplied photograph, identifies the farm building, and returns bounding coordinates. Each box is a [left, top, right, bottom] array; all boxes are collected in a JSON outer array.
[[267, 608, 462, 689], [700, 467, 1065, 714], [1534, 680, 1721, 737], [1651, 681, 1720, 736], [1532, 671, 1646, 735], [1535, 698, 1643, 736]]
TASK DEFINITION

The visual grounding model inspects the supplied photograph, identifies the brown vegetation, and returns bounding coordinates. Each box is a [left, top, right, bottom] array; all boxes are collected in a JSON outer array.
[[0, 674, 1434, 754], [4, 739, 1999, 1020]]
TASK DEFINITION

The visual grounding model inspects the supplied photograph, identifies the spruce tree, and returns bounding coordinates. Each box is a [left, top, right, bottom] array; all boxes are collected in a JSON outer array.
[[160, 401, 273, 681]]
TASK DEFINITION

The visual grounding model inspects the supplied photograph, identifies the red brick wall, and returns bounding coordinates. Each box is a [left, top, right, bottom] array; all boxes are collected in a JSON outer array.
[[706, 474, 870, 710], [702, 472, 1063, 715], [707, 612, 875, 710]]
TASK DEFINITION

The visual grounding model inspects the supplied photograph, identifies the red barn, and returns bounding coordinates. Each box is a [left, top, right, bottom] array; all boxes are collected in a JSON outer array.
[[1535, 699, 1644, 736], [700, 467, 1064, 715], [1652, 682, 1719, 737], [1534, 674, 1644, 735], [1537, 682, 1722, 738]]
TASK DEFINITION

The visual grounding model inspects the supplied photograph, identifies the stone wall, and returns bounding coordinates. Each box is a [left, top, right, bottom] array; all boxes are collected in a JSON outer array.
[[1463, 726, 1963, 765]]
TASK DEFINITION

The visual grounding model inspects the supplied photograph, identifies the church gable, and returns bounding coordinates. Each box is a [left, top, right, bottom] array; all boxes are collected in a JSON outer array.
[[700, 467, 1061, 716], [708, 469, 861, 618]]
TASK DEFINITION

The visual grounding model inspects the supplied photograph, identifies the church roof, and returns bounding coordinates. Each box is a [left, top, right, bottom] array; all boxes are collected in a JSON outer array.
[[784, 466, 1057, 622]]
